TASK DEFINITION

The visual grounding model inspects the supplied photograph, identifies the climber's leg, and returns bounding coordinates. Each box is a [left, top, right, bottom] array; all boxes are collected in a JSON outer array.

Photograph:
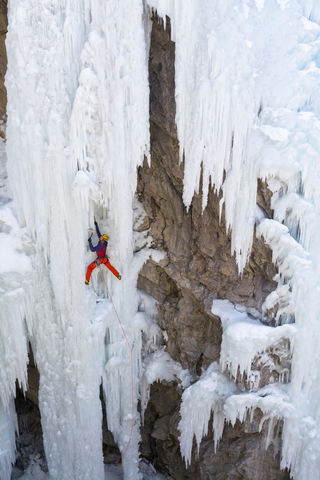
[[103, 259, 120, 278], [85, 261, 97, 284]]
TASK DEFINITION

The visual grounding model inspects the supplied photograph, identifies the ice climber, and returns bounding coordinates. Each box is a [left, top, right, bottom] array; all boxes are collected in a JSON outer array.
[[85, 220, 121, 285]]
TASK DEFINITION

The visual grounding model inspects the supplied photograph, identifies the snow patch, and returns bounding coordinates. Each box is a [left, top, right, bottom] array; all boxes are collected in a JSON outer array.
[[212, 299, 297, 381]]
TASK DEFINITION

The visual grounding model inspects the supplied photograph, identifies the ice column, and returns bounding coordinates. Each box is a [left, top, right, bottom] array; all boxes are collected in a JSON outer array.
[[7, 0, 150, 478], [0, 196, 32, 479], [70, 0, 150, 477], [6, 1, 105, 479]]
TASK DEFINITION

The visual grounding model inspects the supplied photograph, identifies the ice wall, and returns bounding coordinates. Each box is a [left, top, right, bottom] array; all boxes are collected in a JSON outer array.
[[300, 0, 320, 23], [5, 1, 105, 478], [70, 1, 151, 477], [3, 0, 320, 479], [4, 1, 150, 479], [0, 146, 31, 479], [147, 1, 320, 479]]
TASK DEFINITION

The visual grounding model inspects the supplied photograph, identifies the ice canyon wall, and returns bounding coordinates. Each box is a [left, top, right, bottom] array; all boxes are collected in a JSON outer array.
[[1, 3, 292, 478], [3, 2, 320, 480]]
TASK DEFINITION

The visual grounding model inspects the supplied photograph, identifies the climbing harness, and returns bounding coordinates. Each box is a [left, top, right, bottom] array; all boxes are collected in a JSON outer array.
[[95, 256, 108, 267], [98, 265, 134, 480]]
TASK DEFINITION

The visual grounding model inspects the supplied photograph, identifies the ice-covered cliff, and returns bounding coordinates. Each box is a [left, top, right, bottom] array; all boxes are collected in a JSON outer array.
[[2, 1, 151, 479], [1, 1, 320, 479]]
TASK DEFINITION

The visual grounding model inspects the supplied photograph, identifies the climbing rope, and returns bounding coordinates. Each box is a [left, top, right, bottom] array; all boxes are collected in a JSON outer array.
[[98, 265, 134, 480]]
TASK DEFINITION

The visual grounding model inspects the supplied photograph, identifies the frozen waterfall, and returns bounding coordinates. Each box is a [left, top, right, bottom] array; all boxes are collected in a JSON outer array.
[[3, 0, 150, 479]]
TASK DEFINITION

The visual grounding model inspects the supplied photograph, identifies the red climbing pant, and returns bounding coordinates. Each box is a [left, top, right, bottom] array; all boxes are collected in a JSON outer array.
[[86, 257, 119, 283]]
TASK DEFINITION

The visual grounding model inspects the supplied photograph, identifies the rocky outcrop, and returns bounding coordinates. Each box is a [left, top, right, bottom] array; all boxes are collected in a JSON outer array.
[[142, 380, 290, 480], [25, 345, 40, 406], [138, 16, 290, 480], [15, 390, 48, 474]]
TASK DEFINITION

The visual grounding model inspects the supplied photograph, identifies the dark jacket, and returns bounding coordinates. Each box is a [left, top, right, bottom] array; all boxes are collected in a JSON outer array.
[[89, 224, 107, 257]]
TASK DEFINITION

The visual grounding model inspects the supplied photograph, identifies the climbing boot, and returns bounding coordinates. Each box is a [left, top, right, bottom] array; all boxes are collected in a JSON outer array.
[[117, 275, 121, 280], [85, 280, 90, 285]]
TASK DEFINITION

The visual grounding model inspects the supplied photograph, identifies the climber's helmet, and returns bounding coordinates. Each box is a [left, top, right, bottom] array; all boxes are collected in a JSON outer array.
[[100, 234, 109, 243]]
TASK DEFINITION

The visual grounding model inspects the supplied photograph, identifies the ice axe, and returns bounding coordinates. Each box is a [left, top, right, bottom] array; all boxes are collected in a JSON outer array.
[[87, 228, 93, 241]]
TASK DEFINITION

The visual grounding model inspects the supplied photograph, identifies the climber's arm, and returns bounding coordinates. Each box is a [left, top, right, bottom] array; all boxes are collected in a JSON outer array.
[[95, 221, 102, 238]]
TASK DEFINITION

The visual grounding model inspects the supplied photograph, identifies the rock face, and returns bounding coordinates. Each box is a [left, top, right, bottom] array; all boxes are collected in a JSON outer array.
[[137, 16, 291, 480], [15, 390, 48, 474]]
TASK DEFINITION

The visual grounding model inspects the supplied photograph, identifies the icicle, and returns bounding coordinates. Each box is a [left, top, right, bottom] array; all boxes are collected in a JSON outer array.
[[212, 299, 296, 382], [178, 363, 236, 466]]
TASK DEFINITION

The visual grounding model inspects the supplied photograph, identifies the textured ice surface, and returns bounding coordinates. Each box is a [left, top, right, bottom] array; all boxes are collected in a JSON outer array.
[[3, 1, 320, 479], [5, 0, 150, 479], [212, 299, 296, 381], [178, 362, 294, 467], [10, 460, 172, 480], [179, 363, 236, 465]]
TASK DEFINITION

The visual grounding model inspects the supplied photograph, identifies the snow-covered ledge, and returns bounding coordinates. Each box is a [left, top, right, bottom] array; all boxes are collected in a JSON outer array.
[[178, 298, 297, 467], [212, 299, 297, 382]]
